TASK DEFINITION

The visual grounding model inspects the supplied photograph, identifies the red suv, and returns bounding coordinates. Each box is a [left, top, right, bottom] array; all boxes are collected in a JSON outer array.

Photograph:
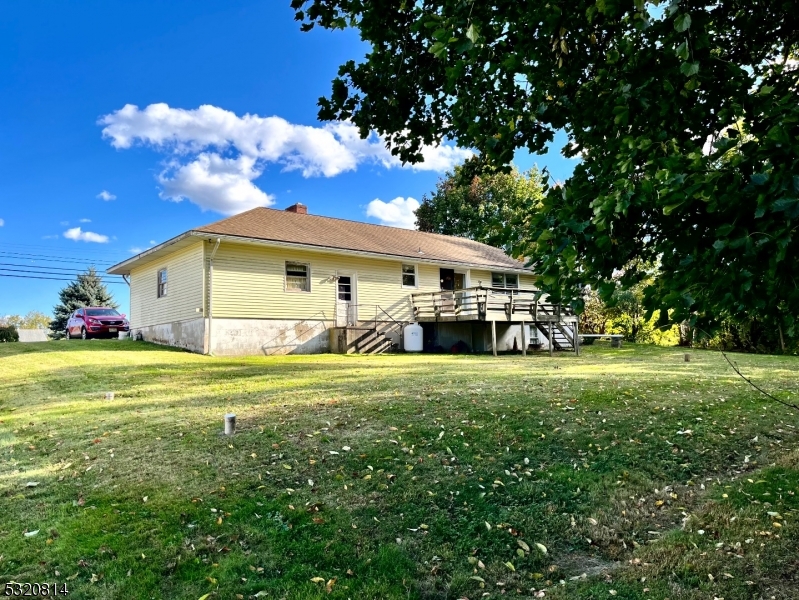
[[66, 307, 130, 339]]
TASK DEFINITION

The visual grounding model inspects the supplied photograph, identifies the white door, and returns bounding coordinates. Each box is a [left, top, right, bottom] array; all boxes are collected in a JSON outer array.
[[335, 272, 357, 326]]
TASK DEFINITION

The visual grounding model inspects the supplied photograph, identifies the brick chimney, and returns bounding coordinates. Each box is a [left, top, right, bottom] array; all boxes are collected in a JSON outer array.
[[285, 203, 308, 214]]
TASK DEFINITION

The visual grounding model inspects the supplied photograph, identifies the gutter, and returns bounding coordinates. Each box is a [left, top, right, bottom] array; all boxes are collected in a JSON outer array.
[[206, 238, 221, 356]]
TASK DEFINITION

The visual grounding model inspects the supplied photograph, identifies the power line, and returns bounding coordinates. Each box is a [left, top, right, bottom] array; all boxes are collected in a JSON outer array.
[[0, 267, 125, 280], [0, 252, 118, 266], [0, 273, 128, 284], [0, 262, 122, 274]]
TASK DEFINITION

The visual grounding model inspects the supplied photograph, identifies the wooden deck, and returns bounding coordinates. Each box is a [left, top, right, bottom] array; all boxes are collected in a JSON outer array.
[[410, 287, 580, 356], [410, 287, 577, 324]]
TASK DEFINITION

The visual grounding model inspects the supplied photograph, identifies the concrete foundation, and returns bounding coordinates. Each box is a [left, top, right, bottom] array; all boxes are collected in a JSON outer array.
[[132, 317, 207, 354], [210, 318, 331, 356], [421, 322, 552, 353], [132, 317, 567, 356]]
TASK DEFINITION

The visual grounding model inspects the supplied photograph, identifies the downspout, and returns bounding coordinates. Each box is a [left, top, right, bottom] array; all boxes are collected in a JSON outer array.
[[207, 238, 221, 355]]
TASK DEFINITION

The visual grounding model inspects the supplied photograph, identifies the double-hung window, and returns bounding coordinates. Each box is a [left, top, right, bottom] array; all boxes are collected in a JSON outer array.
[[491, 273, 519, 289], [157, 268, 168, 298], [401, 264, 417, 288], [285, 262, 310, 292]]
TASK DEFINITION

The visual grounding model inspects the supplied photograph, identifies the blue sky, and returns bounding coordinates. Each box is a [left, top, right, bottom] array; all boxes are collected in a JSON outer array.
[[0, 0, 576, 318]]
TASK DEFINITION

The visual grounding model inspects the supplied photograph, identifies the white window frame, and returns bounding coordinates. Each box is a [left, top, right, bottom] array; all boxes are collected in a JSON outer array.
[[285, 261, 311, 293], [491, 272, 519, 289], [157, 268, 168, 298], [401, 263, 418, 289]]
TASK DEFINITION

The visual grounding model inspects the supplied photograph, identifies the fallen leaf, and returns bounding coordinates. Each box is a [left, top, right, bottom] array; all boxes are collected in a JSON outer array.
[[517, 540, 530, 552], [310, 577, 325, 583], [24, 530, 39, 538], [504, 561, 515, 571], [535, 542, 548, 555], [25, 481, 40, 487]]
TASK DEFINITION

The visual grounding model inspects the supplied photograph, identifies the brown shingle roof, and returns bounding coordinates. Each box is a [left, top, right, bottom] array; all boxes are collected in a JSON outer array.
[[193, 207, 530, 271]]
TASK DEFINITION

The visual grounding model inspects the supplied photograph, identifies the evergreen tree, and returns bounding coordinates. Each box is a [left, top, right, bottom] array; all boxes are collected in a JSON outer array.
[[50, 267, 118, 338]]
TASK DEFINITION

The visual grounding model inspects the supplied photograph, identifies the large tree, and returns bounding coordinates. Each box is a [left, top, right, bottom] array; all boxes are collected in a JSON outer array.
[[4, 310, 52, 330], [415, 158, 545, 257], [292, 0, 799, 337], [50, 267, 118, 337]]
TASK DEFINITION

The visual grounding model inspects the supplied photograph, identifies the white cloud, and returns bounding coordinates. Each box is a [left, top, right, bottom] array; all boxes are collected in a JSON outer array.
[[149, 240, 156, 245], [0, 218, 4, 227], [79, 218, 91, 223], [158, 153, 274, 214], [97, 190, 116, 201], [63, 227, 109, 243], [99, 103, 472, 214], [366, 197, 420, 229]]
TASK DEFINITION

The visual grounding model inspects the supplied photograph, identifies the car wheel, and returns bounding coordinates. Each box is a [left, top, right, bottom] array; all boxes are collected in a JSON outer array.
[[81, 327, 88, 340]]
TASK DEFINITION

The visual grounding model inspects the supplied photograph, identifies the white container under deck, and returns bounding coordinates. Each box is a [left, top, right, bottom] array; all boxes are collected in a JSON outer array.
[[403, 322, 424, 352]]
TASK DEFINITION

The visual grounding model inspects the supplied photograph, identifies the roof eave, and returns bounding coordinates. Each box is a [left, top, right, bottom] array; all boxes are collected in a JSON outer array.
[[191, 232, 537, 275], [105, 231, 199, 275]]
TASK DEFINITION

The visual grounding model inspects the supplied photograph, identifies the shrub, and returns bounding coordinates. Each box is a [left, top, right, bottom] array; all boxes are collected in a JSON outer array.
[[0, 325, 20, 342]]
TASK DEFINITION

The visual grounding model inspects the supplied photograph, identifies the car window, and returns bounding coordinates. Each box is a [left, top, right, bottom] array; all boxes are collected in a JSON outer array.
[[85, 308, 121, 316]]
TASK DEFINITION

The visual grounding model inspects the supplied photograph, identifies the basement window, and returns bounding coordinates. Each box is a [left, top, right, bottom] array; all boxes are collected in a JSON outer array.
[[157, 268, 168, 298], [491, 273, 519, 289], [285, 262, 310, 292], [401, 264, 417, 288]]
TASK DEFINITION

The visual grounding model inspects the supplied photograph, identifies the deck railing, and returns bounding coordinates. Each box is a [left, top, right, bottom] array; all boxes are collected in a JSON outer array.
[[410, 287, 575, 322]]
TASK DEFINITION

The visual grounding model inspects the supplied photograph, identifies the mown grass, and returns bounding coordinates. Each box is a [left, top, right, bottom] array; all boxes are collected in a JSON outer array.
[[0, 340, 797, 599]]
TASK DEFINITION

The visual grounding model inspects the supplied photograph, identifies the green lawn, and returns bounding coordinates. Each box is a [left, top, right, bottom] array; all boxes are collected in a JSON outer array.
[[1, 341, 798, 599]]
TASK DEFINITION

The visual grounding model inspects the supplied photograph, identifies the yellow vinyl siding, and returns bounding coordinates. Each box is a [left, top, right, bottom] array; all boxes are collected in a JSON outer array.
[[519, 274, 539, 290], [470, 270, 492, 287], [129, 242, 204, 327], [210, 243, 444, 322]]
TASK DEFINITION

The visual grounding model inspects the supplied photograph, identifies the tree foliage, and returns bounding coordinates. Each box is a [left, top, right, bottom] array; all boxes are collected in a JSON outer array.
[[50, 267, 118, 337], [0, 325, 19, 343], [292, 0, 799, 337], [415, 158, 545, 257], [3, 311, 52, 330]]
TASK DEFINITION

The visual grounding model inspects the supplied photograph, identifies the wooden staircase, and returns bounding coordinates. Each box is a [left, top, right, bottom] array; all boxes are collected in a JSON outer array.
[[534, 322, 576, 351]]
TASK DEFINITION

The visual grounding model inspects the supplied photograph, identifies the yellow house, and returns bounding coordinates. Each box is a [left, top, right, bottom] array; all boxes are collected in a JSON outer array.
[[107, 204, 577, 356]]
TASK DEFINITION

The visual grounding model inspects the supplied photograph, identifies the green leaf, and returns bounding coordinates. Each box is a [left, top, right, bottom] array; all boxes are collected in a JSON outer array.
[[466, 23, 479, 44], [674, 13, 692, 32], [428, 42, 446, 58], [680, 62, 699, 76], [675, 41, 689, 60], [712, 240, 726, 251], [662, 201, 685, 215]]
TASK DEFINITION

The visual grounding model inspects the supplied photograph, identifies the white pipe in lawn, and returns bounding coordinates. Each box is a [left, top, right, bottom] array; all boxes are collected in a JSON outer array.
[[224, 413, 236, 435]]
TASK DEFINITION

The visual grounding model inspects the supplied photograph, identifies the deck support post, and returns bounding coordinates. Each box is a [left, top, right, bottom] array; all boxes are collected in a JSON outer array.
[[491, 320, 497, 357], [574, 317, 580, 357], [548, 325, 554, 357], [521, 321, 527, 356]]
